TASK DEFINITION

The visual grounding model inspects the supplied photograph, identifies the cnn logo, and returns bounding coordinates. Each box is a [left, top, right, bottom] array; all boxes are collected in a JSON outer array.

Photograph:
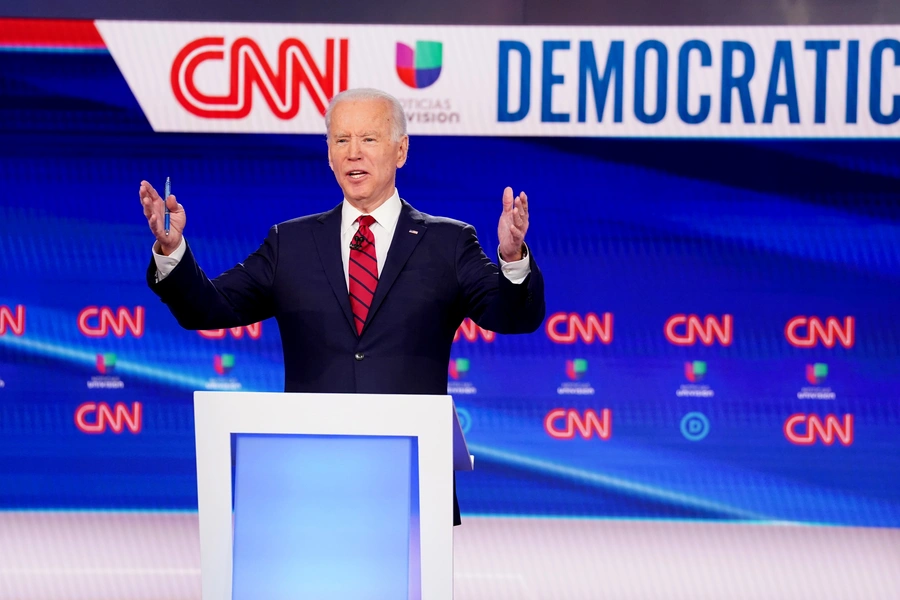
[[784, 413, 853, 446], [545, 409, 612, 440], [545, 312, 613, 344], [199, 323, 263, 340], [453, 318, 495, 343], [78, 306, 144, 338], [785, 316, 854, 349], [665, 314, 732, 346], [0, 305, 25, 336], [171, 36, 348, 119], [75, 402, 143, 434]]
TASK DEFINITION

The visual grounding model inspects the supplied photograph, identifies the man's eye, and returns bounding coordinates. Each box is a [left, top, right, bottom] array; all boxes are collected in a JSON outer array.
[[365, 138, 375, 142]]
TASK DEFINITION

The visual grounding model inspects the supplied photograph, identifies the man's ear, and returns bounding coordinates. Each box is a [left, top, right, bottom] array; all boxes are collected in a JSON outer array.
[[396, 135, 409, 168]]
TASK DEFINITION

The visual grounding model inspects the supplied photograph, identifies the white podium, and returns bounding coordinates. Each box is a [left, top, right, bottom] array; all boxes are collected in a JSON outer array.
[[193, 391, 473, 600]]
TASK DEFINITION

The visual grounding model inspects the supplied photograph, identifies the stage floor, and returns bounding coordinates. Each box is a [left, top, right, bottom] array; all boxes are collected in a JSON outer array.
[[1, 512, 898, 599]]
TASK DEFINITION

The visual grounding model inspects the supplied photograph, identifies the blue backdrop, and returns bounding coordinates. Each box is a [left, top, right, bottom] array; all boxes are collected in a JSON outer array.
[[1, 44, 899, 528]]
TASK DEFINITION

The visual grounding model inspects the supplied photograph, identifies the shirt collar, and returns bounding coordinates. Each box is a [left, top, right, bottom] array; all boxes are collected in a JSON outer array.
[[341, 188, 402, 234]]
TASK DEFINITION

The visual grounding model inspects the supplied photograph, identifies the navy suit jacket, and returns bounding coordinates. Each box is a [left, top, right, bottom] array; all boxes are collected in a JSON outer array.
[[147, 199, 546, 523]]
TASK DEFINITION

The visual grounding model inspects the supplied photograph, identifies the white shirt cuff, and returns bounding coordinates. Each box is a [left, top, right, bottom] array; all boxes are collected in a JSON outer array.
[[497, 244, 531, 285], [152, 237, 187, 282]]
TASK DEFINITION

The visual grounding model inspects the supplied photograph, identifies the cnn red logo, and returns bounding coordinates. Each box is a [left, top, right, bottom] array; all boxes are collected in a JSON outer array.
[[75, 402, 143, 434], [78, 306, 144, 338], [545, 312, 613, 344], [545, 409, 612, 440], [198, 323, 262, 340], [171, 36, 348, 119], [785, 316, 854, 349], [0, 305, 25, 336], [665, 314, 732, 346], [784, 413, 853, 446], [453, 318, 495, 343]]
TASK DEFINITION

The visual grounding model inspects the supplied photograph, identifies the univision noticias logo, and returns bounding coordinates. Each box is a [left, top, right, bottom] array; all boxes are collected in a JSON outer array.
[[557, 359, 594, 395], [88, 352, 124, 389], [207, 354, 241, 390], [797, 363, 835, 400], [448, 358, 470, 380], [448, 358, 477, 394], [676, 361, 713, 398], [96, 353, 117, 374], [684, 360, 706, 382], [566, 359, 587, 380], [806, 363, 828, 385], [396, 41, 442, 89], [214, 354, 235, 375]]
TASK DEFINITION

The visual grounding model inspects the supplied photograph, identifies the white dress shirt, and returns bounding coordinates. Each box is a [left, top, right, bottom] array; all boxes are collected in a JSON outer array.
[[153, 188, 531, 286]]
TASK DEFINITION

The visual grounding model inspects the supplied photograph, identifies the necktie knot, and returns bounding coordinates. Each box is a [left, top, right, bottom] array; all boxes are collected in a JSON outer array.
[[357, 215, 376, 229]]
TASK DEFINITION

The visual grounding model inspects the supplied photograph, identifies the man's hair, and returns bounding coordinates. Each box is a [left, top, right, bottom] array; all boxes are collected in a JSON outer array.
[[324, 88, 408, 142]]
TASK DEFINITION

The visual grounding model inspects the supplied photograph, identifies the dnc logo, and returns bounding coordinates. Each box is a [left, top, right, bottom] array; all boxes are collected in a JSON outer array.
[[396, 41, 443, 89]]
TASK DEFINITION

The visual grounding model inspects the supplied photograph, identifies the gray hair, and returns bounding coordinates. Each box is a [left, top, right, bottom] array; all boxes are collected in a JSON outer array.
[[324, 88, 408, 142]]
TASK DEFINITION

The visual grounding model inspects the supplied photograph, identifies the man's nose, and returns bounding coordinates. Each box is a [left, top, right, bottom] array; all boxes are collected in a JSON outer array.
[[347, 138, 361, 159]]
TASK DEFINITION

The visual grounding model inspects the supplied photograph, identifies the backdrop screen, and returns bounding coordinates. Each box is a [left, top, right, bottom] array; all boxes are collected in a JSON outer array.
[[0, 18, 898, 600]]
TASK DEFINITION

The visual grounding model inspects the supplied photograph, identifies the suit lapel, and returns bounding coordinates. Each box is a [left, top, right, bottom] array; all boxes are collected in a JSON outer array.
[[312, 204, 357, 336], [363, 200, 426, 335]]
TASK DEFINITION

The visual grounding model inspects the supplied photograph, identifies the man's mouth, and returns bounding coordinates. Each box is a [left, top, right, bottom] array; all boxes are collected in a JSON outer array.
[[347, 170, 368, 180]]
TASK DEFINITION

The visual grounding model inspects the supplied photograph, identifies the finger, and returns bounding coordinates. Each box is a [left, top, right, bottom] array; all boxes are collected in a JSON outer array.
[[509, 224, 523, 241], [519, 191, 528, 214], [512, 206, 524, 229], [502, 186, 514, 213], [139, 186, 155, 207], [140, 189, 161, 220], [140, 180, 158, 199], [148, 213, 162, 236], [166, 194, 181, 213], [143, 181, 164, 205]]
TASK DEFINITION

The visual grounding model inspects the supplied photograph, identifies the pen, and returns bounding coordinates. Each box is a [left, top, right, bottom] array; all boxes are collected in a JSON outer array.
[[164, 177, 171, 236]]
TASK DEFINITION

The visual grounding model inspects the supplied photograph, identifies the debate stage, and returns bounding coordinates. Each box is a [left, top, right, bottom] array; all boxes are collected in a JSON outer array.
[[2, 512, 898, 599]]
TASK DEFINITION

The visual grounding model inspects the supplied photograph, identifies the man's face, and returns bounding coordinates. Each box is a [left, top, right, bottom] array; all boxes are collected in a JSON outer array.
[[327, 98, 408, 207]]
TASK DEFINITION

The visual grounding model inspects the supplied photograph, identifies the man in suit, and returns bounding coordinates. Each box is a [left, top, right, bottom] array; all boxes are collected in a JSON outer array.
[[139, 88, 545, 525]]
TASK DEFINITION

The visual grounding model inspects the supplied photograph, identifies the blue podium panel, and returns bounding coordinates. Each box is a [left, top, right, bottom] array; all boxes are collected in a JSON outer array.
[[231, 434, 417, 600]]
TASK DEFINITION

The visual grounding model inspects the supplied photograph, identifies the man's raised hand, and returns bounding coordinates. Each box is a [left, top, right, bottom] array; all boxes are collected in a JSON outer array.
[[139, 180, 185, 256], [498, 186, 528, 261]]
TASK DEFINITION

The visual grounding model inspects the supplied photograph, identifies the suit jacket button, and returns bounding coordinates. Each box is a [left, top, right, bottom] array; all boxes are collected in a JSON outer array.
[[355, 352, 365, 361]]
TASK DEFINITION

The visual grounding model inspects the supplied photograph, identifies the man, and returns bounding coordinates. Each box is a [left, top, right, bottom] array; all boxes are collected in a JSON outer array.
[[139, 88, 545, 525]]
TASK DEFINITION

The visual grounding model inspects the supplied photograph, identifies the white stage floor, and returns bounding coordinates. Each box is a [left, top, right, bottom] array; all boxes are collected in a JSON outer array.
[[1, 512, 898, 599]]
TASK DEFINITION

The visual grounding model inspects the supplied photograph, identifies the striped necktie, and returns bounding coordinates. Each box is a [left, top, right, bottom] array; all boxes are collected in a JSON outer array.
[[348, 215, 378, 335]]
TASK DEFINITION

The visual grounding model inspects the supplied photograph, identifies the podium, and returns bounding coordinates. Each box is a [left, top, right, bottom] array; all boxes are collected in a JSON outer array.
[[193, 391, 473, 600]]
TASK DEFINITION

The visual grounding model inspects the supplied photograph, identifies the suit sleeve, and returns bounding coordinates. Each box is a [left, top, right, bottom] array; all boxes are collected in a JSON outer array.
[[146, 225, 279, 330], [455, 224, 545, 334]]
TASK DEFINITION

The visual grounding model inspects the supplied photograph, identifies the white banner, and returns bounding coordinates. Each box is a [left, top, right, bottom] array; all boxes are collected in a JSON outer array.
[[95, 21, 900, 137]]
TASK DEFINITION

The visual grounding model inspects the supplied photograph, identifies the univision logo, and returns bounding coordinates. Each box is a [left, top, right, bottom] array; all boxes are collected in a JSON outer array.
[[684, 360, 707, 383], [806, 363, 828, 385], [96, 353, 117, 374], [448, 358, 470, 380], [396, 41, 443, 89], [214, 354, 235, 375], [565, 359, 587, 381]]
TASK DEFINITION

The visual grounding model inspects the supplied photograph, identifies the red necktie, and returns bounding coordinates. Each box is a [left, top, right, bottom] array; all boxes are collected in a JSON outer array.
[[349, 215, 378, 335]]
